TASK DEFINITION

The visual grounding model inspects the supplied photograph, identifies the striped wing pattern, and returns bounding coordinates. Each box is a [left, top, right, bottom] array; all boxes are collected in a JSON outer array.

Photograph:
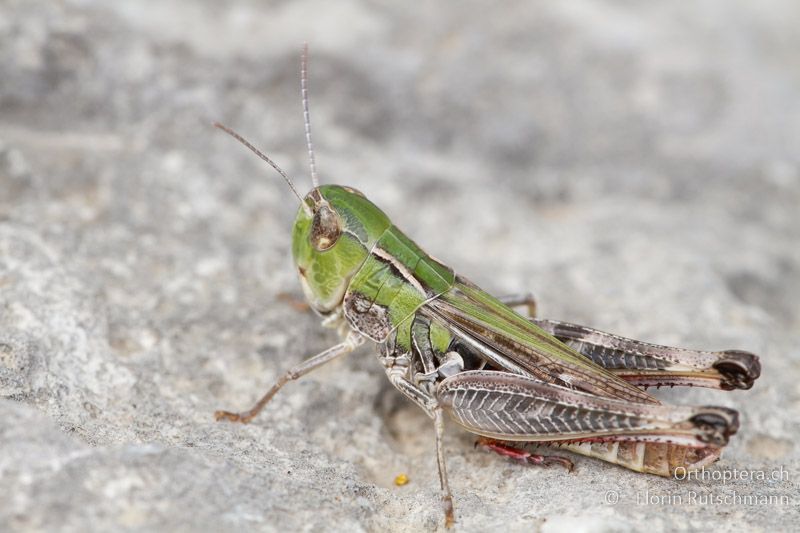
[[428, 278, 658, 405]]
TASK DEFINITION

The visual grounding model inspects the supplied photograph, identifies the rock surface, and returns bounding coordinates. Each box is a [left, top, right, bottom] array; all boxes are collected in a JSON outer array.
[[1, 1, 798, 531]]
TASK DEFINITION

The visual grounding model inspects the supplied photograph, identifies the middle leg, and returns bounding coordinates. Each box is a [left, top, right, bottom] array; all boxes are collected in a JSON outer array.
[[383, 369, 457, 528], [498, 292, 538, 318]]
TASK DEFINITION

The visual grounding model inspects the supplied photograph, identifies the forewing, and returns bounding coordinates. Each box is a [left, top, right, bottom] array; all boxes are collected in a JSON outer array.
[[427, 277, 658, 404]]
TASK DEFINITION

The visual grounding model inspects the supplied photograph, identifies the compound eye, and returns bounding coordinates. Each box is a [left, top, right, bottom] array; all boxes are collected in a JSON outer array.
[[310, 205, 341, 251]]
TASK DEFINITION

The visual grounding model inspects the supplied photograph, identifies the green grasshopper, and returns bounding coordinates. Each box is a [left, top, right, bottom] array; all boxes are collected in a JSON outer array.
[[214, 45, 760, 528]]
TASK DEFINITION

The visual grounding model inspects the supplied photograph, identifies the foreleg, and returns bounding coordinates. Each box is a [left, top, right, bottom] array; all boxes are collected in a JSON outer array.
[[215, 332, 363, 423]]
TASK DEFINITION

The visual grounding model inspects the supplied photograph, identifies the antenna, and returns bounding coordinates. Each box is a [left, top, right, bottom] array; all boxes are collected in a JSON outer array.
[[213, 122, 312, 216], [301, 42, 319, 188]]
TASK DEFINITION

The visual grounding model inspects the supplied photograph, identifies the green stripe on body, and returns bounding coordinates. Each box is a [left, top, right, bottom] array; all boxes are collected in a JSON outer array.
[[345, 225, 456, 350]]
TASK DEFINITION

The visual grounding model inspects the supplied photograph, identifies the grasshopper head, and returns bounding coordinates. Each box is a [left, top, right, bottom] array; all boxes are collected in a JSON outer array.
[[215, 49, 390, 315], [292, 184, 391, 314]]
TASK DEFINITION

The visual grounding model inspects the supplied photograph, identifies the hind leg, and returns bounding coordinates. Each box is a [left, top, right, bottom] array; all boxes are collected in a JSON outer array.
[[531, 319, 760, 391], [475, 437, 574, 471]]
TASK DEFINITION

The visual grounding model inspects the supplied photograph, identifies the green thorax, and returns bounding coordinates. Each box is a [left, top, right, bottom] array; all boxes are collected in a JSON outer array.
[[291, 184, 455, 350], [344, 224, 455, 349]]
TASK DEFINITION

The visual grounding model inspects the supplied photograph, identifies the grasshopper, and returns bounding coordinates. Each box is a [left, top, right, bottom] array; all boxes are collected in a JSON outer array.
[[213, 45, 761, 528]]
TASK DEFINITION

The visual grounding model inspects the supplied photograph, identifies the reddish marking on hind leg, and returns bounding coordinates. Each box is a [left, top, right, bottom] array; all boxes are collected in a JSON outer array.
[[476, 437, 574, 472]]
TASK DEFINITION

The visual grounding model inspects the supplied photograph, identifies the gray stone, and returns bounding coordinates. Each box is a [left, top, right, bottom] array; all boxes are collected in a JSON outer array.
[[1, 1, 798, 531]]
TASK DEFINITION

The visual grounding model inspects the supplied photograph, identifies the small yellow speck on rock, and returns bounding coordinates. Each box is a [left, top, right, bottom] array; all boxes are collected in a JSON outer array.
[[394, 473, 409, 486]]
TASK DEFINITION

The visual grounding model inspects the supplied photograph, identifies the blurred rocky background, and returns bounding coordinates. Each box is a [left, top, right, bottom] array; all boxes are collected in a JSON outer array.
[[1, 1, 798, 531]]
